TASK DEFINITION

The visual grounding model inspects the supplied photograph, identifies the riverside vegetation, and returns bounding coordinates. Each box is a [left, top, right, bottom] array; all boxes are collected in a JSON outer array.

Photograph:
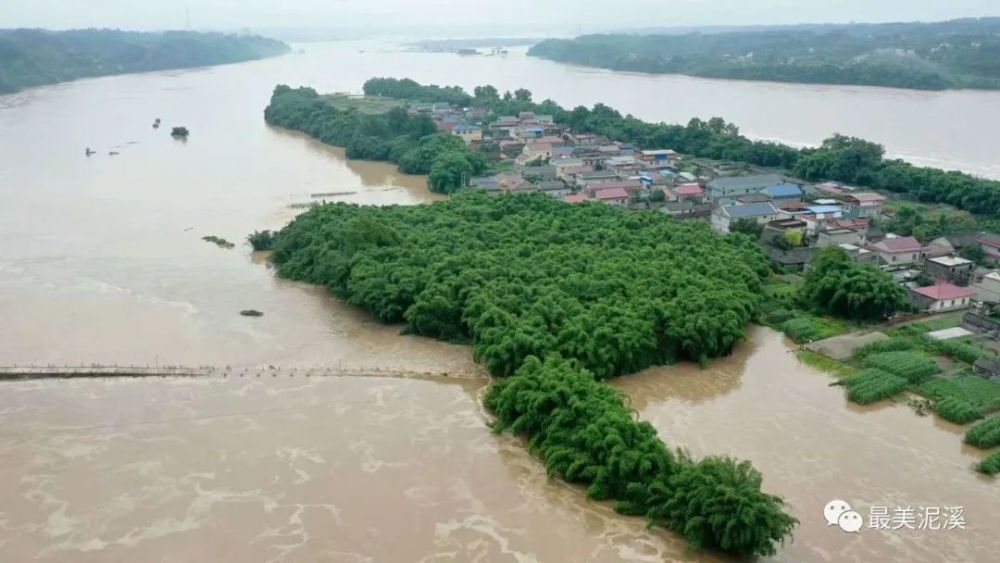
[[264, 192, 796, 556], [0, 29, 290, 94], [528, 18, 1000, 91], [264, 85, 487, 195], [266, 78, 1000, 218]]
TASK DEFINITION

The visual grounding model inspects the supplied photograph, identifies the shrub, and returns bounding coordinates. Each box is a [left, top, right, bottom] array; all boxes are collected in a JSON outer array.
[[780, 315, 847, 343], [852, 337, 916, 359], [761, 308, 796, 325], [965, 417, 1000, 449], [934, 397, 983, 424], [845, 369, 909, 405], [247, 229, 277, 251], [781, 317, 823, 342], [646, 456, 797, 558], [919, 375, 1000, 413], [978, 451, 1000, 476], [925, 339, 992, 365], [862, 351, 938, 383]]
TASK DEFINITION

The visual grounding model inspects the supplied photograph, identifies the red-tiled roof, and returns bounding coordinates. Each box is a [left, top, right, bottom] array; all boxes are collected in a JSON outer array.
[[876, 236, 922, 252], [674, 183, 704, 196], [912, 283, 974, 301], [977, 234, 1000, 248], [563, 194, 589, 204], [594, 187, 630, 200], [848, 192, 887, 203]]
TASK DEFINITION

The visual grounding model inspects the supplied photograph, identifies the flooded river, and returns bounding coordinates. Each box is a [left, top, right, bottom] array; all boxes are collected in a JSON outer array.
[[1, 44, 999, 562]]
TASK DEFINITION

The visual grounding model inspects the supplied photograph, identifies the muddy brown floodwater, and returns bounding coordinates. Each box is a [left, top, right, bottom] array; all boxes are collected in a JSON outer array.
[[2, 42, 999, 562]]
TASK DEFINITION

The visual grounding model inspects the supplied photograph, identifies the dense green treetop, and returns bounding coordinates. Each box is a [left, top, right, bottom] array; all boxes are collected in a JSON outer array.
[[800, 247, 910, 322], [271, 191, 771, 376], [0, 29, 290, 94], [528, 18, 1000, 90]]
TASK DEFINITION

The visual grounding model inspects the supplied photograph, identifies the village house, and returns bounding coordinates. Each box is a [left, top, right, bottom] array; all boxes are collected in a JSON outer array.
[[562, 166, 597, 185], [759, 182, 803, 203], [977, 233, 1000, 261], [799, 204, 845, 234], [551, 145, 575, 159], [469, 176, 502, 194], [924, 256, 976, 286], [519, 141, 555, 163], [761, 218, 808, 245], [972, 271, 1000, 305], [838, 243, 877, 264], [816, 226, 866, 248], [661, 201, 713, 220], [815, 217, 869, 247], [583, 179, 643, 197], [490, 116, 519, 138], [536, 180, 572, 198], [813, 182, 845, 196], [711, 202, 780, 234], [868, 236, 923, 267], [594, 187, 630, 206], [563, 194, 590, 204], [498, 140, 525, 159], [565, 133, 600, 146], [658, 187, 678, 202], [706, 174, 785, 204], [640, 149, 678, 168], [574, 170, 621, 188], [517, 164, 558, 182], [843, 193, 887, 219], [514, 125, 546, 140], [928, 232, 981, 254], [602, 155, 643, 174], [910, 282, 974, 313], [673, 183, 705, 202], [452, 124, 482, 144], [736, 193, 771, 205]]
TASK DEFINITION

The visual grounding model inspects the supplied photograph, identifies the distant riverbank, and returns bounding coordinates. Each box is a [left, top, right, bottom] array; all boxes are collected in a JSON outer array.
[[0, 29, 290, 94], [528, 18, 1000, 92]]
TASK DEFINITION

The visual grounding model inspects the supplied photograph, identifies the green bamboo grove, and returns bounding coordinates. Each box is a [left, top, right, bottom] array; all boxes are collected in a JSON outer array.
[[267, 192, 796, 556]]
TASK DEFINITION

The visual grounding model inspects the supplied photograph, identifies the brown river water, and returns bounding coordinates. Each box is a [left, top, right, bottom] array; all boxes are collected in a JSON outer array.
[[1, 42, 999, 562]]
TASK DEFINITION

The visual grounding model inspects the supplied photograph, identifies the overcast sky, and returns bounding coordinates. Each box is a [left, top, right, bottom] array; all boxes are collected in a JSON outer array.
[[2, 0, 998, 35]]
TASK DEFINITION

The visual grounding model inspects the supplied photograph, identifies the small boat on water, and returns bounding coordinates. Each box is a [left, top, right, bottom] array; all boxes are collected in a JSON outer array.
[[108, 151, 119, 156], [153, 118, 161, 128], [85, 147, 96, 156]]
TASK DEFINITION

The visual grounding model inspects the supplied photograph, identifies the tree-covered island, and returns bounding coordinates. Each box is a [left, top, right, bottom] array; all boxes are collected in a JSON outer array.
[[267, 191, 796, 557]]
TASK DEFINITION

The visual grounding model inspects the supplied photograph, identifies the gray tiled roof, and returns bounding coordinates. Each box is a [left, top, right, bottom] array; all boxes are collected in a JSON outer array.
[[723, 202, 778, 218]]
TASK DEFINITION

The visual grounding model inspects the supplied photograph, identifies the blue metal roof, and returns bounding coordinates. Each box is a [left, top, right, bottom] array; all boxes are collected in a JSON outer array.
[[806, 205, 842, 214], [453, 125, 481, 133], [761, 182, 802, 197]]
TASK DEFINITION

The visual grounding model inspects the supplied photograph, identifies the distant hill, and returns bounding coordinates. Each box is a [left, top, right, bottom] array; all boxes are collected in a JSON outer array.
[[528, 18, 1000, 90], [0, 29, 290, 94]]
